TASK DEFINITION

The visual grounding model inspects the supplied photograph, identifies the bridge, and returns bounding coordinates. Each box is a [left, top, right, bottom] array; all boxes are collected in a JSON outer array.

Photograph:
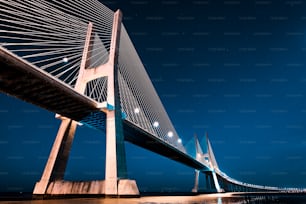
[[0, 0, 284, 197]]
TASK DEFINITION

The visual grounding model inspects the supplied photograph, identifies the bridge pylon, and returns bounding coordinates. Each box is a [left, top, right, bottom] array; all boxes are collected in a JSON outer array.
[[205, 132, 222, 193], [192, 134, 202, 193], [192, 133, 222, 193], [33, 10, 139, 197]]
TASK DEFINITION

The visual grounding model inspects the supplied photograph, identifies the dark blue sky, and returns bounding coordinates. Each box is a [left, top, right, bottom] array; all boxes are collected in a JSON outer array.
[[1, 0, 306, 192]]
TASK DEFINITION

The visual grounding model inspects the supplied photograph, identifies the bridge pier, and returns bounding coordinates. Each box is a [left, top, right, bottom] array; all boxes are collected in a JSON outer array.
[[192, 170, 200, 193], [33, 9, 139, 198]]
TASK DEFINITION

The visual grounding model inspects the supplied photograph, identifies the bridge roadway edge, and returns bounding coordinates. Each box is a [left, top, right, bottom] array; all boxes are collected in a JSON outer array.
[[0, 47, 98, 121]]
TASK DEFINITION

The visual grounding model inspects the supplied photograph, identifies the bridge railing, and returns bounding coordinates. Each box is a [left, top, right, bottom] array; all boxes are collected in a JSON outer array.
[[215, 168, 281, 191]]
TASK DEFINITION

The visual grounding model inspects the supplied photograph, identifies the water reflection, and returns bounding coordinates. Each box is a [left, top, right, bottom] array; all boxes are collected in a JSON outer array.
[[1, 193, 306, 204]]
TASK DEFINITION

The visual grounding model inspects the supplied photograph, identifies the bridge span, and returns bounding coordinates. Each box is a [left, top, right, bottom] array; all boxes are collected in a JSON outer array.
[[0, 0, 285, 197]]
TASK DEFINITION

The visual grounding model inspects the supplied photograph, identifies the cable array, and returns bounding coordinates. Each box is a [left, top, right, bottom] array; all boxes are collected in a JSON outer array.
[[0, 0, 113, 87], [118, 25, 186, 152], [85, 77, 107, 103]]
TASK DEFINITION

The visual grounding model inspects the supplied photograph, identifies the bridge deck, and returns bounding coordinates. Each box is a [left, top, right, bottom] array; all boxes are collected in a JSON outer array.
[[123, 120, 208, 171], [0, 47, 98, 121]]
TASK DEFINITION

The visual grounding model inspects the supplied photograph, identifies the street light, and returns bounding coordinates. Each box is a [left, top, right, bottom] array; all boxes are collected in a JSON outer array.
[[153, 121, 159, 128], [134, 107, 140, 114], [167, 131, 173, 138]]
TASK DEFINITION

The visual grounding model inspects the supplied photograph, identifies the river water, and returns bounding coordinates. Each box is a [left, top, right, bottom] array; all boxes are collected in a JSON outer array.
[[0, 193, 306, 204]]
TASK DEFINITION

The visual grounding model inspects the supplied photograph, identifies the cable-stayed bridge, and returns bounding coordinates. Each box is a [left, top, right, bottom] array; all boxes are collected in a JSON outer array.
[[0, 0, 285, 197]]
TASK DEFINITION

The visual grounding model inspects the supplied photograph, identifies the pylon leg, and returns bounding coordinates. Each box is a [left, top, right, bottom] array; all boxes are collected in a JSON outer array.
[[104, 111, 120, 195], [192, 170, 200, 193], [212, 171, 221, 193], [104, 100, 139, 196], [33, 119, 77, 194], [103, 9, 138, 196]]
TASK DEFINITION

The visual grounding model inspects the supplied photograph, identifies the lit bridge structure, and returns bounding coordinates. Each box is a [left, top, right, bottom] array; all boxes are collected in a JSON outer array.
[[0, 0, 282, 197]]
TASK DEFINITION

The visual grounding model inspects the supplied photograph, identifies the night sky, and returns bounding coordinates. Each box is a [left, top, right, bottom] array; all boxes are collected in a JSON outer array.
[[1, 0, 306, 192]]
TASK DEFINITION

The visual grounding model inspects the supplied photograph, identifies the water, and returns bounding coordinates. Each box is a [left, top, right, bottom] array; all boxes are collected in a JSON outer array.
[[0, 193, 306, 204]]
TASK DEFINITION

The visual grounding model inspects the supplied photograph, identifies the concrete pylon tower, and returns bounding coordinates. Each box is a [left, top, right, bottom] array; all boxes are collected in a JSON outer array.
[[192, 133, 222, 193], [33, 10, 139, 197], [192, 134, 201, 193], [205, 132, 221, 193]]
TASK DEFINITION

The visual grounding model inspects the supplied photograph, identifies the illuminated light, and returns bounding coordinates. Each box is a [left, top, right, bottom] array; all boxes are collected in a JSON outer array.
[[167, 131, 173, 137], [77, 122, 83, 126], [197, 153, 201, 157], [134, 108, 140, 114], [63, 57, 69, 63], [153, 121, 159, 127], [177, 138, 182, 143]]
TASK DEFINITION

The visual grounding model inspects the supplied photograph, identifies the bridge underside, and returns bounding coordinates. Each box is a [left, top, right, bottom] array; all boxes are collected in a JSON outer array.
[[0, 47, 98, 121], [123, 120, 208, 171]]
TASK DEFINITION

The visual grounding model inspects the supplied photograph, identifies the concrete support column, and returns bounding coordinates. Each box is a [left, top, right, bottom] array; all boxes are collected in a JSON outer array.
[[212, 171, 221, 193], [104, 9, 125, 196], [192, 170, 200, 193], [104, 110, 119, 195], [103, 10, 138, 196], [33, 119, 76, 194], [104, 103, 129, 195]]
